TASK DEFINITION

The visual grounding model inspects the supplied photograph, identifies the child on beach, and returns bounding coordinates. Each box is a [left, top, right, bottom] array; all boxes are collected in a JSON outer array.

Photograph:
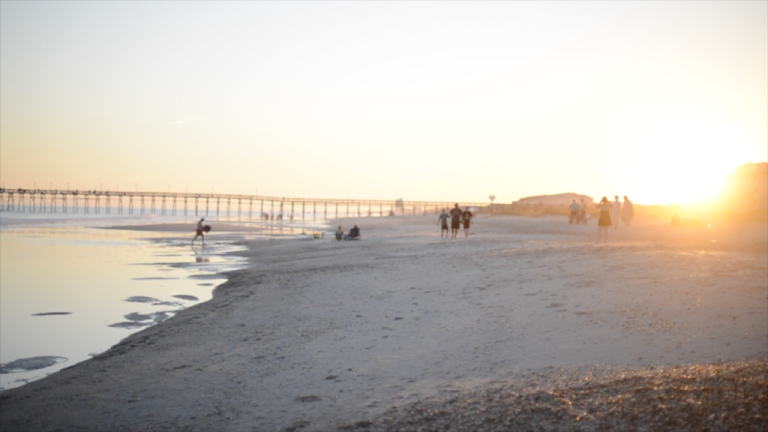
[[437, 210, 449, 239], [192, 218, 205, 245]]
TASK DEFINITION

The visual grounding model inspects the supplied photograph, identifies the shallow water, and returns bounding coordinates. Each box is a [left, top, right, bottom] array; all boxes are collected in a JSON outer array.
[[0, 225, 247, 391]]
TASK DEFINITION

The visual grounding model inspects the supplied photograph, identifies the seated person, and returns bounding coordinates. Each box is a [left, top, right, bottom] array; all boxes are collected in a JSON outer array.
[[335, 226, 344, 241], [349, 225, 361, 239]]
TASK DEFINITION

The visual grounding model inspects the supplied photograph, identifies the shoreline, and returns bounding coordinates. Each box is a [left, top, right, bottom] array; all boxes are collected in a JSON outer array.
[[0, 223, 245, 392], [1, 215, 766, 430]]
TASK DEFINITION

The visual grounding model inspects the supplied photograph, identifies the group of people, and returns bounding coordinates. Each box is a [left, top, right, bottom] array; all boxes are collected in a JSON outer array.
[[594, 195, 634, 243], [193, 196, 634, 245], [568, 198, 591, 224], [437, 204, 473, 239], [261, 212, 295, 221], [335, 225, 361, 241]]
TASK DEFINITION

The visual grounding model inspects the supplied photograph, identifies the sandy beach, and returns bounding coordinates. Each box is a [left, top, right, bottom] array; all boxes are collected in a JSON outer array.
[[1, 215, 766, 431]]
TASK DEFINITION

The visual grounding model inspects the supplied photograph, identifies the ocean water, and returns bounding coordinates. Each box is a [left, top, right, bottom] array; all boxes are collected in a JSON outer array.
[[0, 211, 328, 391]]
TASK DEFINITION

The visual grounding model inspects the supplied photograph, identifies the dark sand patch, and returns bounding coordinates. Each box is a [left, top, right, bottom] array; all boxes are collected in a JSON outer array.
[[124, 311, 172, 323], [124, 296, 160, 303], [187, 274, 224, 280], [0, 357, 68, 374], [151, 301, 183, 307]]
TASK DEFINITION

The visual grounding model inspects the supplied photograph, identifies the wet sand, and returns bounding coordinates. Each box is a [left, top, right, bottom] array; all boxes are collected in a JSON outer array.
[[1, 215, 766, 431]]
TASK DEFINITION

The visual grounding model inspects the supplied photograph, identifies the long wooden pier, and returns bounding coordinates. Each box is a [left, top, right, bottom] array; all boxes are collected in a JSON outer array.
[[0, 188, 487, 220]]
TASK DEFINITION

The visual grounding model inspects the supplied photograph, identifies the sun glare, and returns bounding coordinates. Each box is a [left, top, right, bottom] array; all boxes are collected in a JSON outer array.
[[626, 115, 750, 205]]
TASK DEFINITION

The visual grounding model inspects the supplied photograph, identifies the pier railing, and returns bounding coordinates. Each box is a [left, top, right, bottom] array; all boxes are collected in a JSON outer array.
[[0, 188, 488, 220]]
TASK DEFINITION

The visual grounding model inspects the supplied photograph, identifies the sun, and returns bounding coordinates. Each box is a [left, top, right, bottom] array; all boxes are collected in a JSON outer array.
[[623, 115, 751, 205]]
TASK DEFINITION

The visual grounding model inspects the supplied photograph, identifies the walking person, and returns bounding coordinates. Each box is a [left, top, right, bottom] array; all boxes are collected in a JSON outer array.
[[192, 218, 205, 245], [622, 196, 634, 227], [449, 203, 463, 239], [462, 206, 473, 237], [579, 198, 587, 222], [596, 197, 612, 243], [612, 196, 622, 229], [569, 200, 579, 223], [437, 209, 450, 239]]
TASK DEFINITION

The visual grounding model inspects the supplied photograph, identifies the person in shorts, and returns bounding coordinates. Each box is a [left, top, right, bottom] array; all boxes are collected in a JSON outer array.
[[449, 203, 463, 239], [437, 209, 450, 238], [462, 207, 473, 237], [192, 218, 205, 245], [569, 200, 579, 223]]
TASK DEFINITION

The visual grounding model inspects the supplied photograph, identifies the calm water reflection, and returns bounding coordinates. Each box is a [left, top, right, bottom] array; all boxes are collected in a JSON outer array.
[[0, 227, 246, 390]]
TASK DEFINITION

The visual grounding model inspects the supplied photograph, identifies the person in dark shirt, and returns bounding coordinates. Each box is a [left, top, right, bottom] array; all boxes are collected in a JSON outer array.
[[462, 207, 473, 237], [449, 204, 463, 239], [349, 225, 361, 239]]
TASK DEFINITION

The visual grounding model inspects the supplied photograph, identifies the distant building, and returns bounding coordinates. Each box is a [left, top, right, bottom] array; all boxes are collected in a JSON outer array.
[[723, 162, 768, 217], [514, 193, 594, 206]]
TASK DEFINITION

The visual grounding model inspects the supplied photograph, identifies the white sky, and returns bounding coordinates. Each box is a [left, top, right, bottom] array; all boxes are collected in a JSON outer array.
[[1, 1, 766, 204]]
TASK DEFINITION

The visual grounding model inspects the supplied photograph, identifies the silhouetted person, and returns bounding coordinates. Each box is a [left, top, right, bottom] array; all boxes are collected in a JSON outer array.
[[596, 197, 612, 243], [462, 207, 473, 237], [622, 196, 634, 227], [612, 195, 621, 229], [449, 204, 462, 239], [349, 225, 361, 239], [192, 218, 205, 245]]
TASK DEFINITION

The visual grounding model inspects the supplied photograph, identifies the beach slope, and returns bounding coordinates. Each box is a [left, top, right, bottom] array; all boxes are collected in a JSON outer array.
[[1, 215, 766, 431]]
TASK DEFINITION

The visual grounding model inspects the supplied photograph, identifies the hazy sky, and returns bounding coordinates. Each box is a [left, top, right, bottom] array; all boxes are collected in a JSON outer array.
[[1, 1, 766, 205]]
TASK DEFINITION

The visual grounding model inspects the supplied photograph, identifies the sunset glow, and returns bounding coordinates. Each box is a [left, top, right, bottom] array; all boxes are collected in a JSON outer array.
[[1, 1, 766, 205]]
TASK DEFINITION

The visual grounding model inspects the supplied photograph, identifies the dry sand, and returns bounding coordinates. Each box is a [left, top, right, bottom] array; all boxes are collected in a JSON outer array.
[[1, 215, 766, 431]]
